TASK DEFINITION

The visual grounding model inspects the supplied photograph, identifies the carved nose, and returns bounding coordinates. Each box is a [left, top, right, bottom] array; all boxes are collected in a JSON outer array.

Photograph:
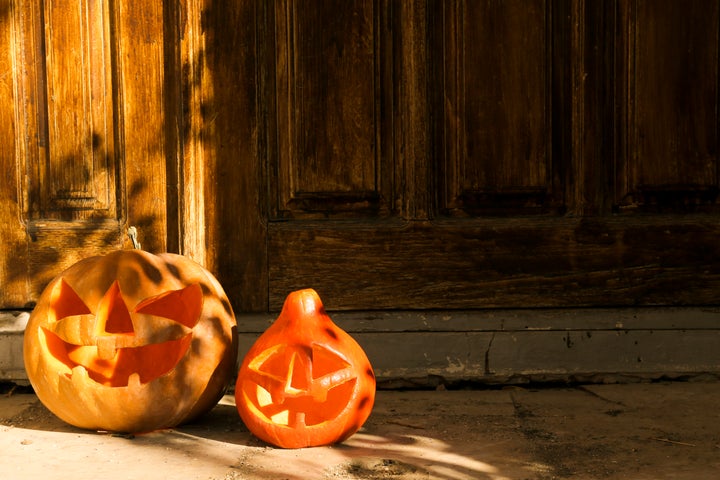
[[98, 281, 135, 335]]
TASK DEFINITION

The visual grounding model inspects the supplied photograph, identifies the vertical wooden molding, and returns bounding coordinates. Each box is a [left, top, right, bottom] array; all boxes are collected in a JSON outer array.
[[567, 0, 616, 216], [199, 0, 266, 312], [397, 1, 430, 221], [1, 1, 30, 306], [162, 0, 183, 255], [179, 0, 207, 264], [274, 0, 292, 217], [436, 0, 463, 215], [13, 0, 45, 221], [568, 0, 586, 216], [116, 0, 169, 252], [613, 0, 630, 211]]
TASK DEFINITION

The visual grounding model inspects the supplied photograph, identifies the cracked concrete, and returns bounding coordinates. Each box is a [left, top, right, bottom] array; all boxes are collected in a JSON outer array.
[[2, 381, 719, 479], [484, 332, 496, 375]]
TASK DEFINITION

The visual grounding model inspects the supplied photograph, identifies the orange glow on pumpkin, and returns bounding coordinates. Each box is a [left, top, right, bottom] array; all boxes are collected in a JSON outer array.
[[23, 250, 237, 433], [235, 289, 375, 448]]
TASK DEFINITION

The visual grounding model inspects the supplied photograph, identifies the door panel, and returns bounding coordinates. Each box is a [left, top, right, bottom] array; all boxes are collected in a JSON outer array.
[[238, 0, 720, 312], [0, 0, 180, 307], [617, 0, 720, 211], [440, 0, 556, 215], [263, 0, 570, 310], [16, 0, 117, 221], [267, 215, 720, 310], [271, 0, 392, 219], [41, 0, 116, 217], [0, 3, 26, 306]]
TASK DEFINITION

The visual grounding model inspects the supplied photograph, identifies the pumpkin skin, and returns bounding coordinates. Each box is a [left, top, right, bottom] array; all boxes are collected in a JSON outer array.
[[23, 250, 237, 433], [235, 288, 375, 448]]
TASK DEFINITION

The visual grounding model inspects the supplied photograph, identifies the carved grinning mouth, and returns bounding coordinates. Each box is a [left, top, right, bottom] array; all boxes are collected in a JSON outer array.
[[242, 343, 358, 428], [41, 328, 193, 387], [39, 280, 203, 387]]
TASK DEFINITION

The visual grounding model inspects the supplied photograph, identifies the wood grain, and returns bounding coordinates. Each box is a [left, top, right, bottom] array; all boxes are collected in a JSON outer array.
[[268, 216, 720, 310], [200, 0, 267, 311], [0, 4, 29, 307], [5, 0, 720, 317], [1, 1, 181, 307], [43, 1, 116, 216], [272, 0, 391, 219], [437, 0, 552, 215], [116, 0, 173, 252], [618, 0, 720, 210]]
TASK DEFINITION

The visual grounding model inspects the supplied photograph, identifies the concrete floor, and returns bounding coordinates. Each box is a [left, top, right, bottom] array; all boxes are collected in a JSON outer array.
[[1, 381, 719, 480]]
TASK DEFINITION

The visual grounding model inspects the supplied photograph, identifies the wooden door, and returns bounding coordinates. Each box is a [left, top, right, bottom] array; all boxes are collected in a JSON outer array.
[[5, 0, 720, 316], [0, 1, 182, 308], [258, 0, 568, 310], [202, 0, 720, 314]]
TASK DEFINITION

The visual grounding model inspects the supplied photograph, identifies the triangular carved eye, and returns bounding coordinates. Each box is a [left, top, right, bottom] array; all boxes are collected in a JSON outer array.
[[50, 279, 92, 322], [134, 283, 203, 329], [49, 281, 203, 333]]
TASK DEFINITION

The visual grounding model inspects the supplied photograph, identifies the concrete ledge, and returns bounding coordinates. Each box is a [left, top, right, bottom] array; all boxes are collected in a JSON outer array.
[[237, 307, 720, 386], [6, 308, 720, 386], [0, 311, 29, 383]]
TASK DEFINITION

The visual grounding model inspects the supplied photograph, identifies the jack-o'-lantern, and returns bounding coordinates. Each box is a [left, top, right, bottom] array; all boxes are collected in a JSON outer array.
[[23, 249, 237, 433], [235, 288, 375, 448]]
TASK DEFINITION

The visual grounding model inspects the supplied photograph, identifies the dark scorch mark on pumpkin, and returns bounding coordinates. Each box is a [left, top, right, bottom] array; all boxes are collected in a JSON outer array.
[[357, 395, 371, 410], [220, 298, 233, 317], [139, 257, 163, 284], [324, 328, 338, 340], [164, 261, 182, 280], [365, 367, 375, 380], [122, 268, 142, 297]]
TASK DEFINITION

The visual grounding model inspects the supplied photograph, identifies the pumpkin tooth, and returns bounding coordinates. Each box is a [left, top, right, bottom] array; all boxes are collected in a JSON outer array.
[[127, 372, 141, 389], [70, 365, 89, 386], [96, 336, 117, 360]]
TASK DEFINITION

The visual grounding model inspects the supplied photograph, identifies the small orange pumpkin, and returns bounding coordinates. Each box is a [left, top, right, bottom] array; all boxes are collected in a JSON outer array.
[[235, 289, 375, 448], [23, 250, 237, 433]]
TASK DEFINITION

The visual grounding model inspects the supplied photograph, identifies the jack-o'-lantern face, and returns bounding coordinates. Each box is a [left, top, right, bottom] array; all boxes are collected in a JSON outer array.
[[24, 250, 237, 433], [41, 279, 202, 388], [236, 289, 375, 448]]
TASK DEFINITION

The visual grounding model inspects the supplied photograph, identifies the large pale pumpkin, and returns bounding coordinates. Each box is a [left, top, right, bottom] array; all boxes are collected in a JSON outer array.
[[23, 250, 237, 433], [235, 289, 375, 448]]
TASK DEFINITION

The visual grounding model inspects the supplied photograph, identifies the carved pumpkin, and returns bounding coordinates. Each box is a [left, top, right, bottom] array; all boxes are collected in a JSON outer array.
[[23, 250, 237, 433], [235, 288, 375, 448]]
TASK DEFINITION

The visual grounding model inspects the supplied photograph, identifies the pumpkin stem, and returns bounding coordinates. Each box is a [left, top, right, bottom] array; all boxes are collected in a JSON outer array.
[[127, 226, 141, 250]]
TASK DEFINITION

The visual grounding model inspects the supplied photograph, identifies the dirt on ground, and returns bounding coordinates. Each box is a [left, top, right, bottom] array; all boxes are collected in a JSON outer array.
[[2, 382, 719, 479]]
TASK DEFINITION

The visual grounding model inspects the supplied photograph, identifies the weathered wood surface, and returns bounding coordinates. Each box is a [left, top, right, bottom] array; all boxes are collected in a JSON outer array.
[[254, 0, 720, 312], [268, 215, 720, 310], [0, 1, 180, 307], [0, 2, 27, 307], [3, 1, 720, 318], [197, 0, 267, 312]]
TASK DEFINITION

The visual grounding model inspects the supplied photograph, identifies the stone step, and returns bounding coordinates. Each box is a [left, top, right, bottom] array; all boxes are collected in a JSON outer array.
[[6, 308, 720, 387], [0, 312, 30, 383]]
